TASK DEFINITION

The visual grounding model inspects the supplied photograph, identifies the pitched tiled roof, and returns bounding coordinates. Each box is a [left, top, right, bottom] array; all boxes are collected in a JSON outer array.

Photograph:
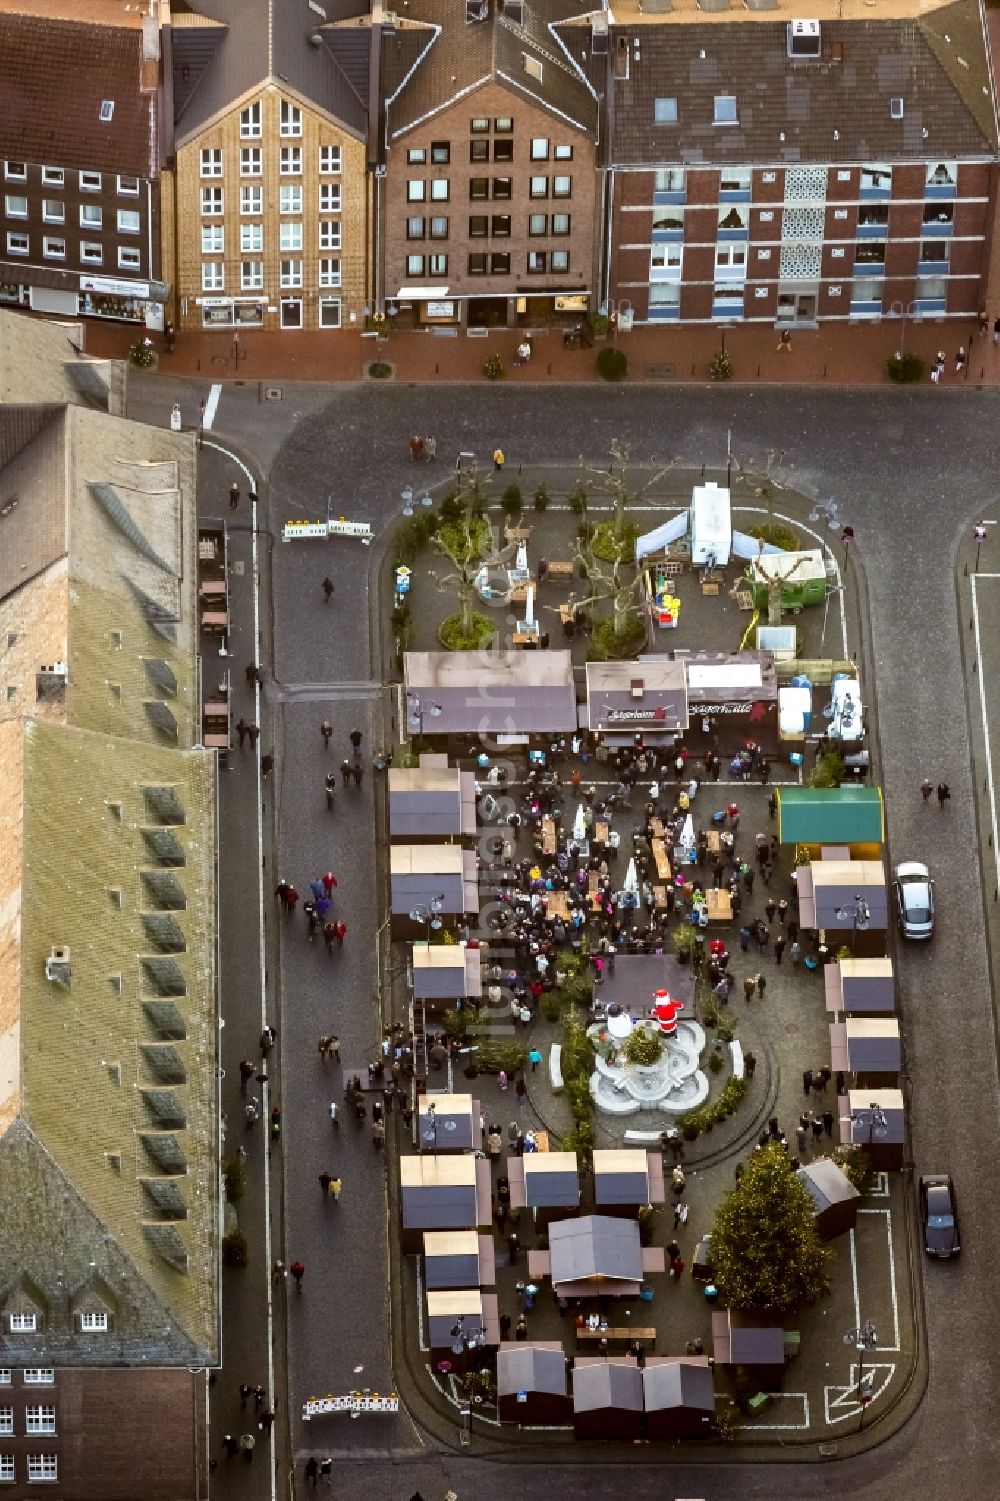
[[383, 0, 598, 140], [609, 0, 996, 166], [0, 12, 153, 176], [172, 0, 366, 142]]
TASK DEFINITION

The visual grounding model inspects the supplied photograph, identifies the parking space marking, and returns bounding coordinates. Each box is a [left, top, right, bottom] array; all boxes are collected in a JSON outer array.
[[735, 1392, 811, 1431], [824, 1362, 895, 1425], [971, 575, 1000, 900], [414, 1256, 428, 1352], [859, 1208, 900, 1351], [202, 382, 222, 430]]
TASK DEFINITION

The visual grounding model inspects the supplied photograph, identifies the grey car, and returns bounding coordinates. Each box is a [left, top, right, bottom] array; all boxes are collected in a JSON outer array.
[[919, 1174, 960, 1257], [894, 860, 935, 939]]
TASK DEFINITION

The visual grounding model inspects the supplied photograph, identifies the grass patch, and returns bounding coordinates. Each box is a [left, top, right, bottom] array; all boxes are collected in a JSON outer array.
[[590, 520, 639, 564], [747, 521, 799, 552], [439, 611, 496, 651]]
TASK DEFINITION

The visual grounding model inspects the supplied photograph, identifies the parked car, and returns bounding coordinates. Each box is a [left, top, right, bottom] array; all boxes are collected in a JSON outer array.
[[692, 1233, 715, 1284], [894, 861, 935, 939], [919, 1174, 961, 1257]]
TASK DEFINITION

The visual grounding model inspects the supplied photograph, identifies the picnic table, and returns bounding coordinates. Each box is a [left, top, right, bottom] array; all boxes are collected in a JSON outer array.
[[651, 839, 672, 881], [576, 1327, 656, 1345], [706, 829, 721, 854], [548, 891, 570, 920], [705, 887, 733, 922], [541, 816, 557, 855], [595, 821, 610, 846], [653, 885, 669, 909], [650, 818, 665, 838]]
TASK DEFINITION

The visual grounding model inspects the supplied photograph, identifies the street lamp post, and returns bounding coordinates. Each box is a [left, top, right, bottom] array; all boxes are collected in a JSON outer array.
[[422, 1100, 438, 1151], [835, 892, 871, 956], [404, 692, 443, 735], [843, 1319, 879, 1429], [974, 522, 988, 574], [408, 892, 445, 943]]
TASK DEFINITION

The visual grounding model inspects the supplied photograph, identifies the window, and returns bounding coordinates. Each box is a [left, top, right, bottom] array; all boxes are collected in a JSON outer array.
[[117, 209, 140, 234], [22, 1373, 53, 1386], [118, 246, 140, 269], [118, 175, 139, 195], [654, 167, 685, 196], [530, 176, 548, 199], [319, 145, 341, 174], [279, 221, 303, 251], [858, 205, 888, 228], [468, 252, 487, 275], [552, 212, 570, 235], [201, 223, 223, 254], [720, 165, 751, 195], [429, 253, 447, 275], [4, 163, 26, 180], [855, 242, 885, 264], [280, 259, 302, 287], [650, 243, 682, 279], [407, 148, 426, 165], [430, 179, 449, 201], [654, 97, 677, 124], [469, 214, 488, 237], [407, 180, 426, 202], [493, 177, 512, 200], [80, 170, 102, 192], [861, 164, 892, 193], [279, 185, 302, 215], [241, 185, 262, 216], [490, 252, 510, 274], [43, 237, 65, 259], [552, 175, 571, 198], [470, 178, 488, 200], [5, 195, 27, 219], [0, 1414, 11, 1437], [531, 138, 549, 160], [241, 261, 263, 289], [717, 204, 748, 232], [240, 148, 262, 176], [319, 258, 341, 287], [406, 254, 424, 276], [470, 140, 489, 162], [80, 203, 102, 228], [407, 216, 425, 240], [319, 297, 341, 328], [523, 53, 543, 82], [0, 1456, 12, 1483], [279, 146, 302, 175], [201, 187, 223, 216], [80, 241, 102, 263], [554, 144, 573, 161], [430, 216, 449, 239], [890, 96, 904, 120], [280, 100, 302, 137], [919, 240, 949, 263], [923, 203, 954, 228], [715, 243, 747, 276], [26, 1456, 57, 1484], [494, 117, 513, 133], [527, 250, 546, 273], [470, 117, 490, 134], [528, 213, 546, 236], [551, 249, 569, 272], [0, 1373, 9, 1386], [926, 161, 957, 189], [320, 183, 341, 213], [6, 234, 27, 256], [41, 167, 64, 186], [100, 99, 115, 122], [240, 223, 262, 254], [319, 220, 341, 250], [42, 200, 63, 223], [9, 1314, 36, 1332], [491, 214, 510, 238], [202, 262, 225, 291], [713, 95, 738, 125], [280, 298, 302, 328], [431, 142, 450, 164], [240, 102, 262, 138], [200, 148, 223, 177], [25, 1407, 56, 1433], [493, 139, 514, 163]]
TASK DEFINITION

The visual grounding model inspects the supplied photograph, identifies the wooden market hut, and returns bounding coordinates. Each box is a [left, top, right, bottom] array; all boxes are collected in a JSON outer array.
[[399, 1153, 491, 1253], [425, 1288, 500, 1370], [572, 1358, 644, 1440], [388, 762, 477, 841], [711, 1310, 789, 1382], [776, 786, 884, 857], [592, 1149, 665, 1215], [824, 957, 895, 1016], [389, 844, 478, 931], [642, 1357, 716, 1441], [423, 1230, 496, 1290], [411, 941, 483, 1009], [796, 1158, 861, 1240], [838, 1088, 905, 1171], [417, 1092, 480, 1153], [794, 858, 889, 957], [829, 1017, 901, 1087], [528, 1215, 665, 1298], [496, 1343, 571, 1425], [507, 1151, 581, 1226]]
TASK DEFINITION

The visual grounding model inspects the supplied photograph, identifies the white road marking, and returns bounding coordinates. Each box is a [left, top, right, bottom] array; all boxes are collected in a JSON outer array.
[[859, 1207, 900, 1351], [202, 382, 222, 430], [824, 1363, 895, 1424], [735, 1392, 811, 1430], [970, 576, 1000, 900], [415, 1256, 428, 1352]]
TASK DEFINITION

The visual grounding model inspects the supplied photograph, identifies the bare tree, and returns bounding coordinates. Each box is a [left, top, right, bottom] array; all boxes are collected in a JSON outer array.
[[431, 473, 517, 638]]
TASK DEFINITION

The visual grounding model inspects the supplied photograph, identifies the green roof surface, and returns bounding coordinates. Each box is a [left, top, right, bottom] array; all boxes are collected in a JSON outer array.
[[777, 786, 884, 846]]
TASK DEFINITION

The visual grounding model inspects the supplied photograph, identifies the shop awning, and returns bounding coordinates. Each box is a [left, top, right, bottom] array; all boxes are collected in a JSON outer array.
[[394, 285, 450, 298]]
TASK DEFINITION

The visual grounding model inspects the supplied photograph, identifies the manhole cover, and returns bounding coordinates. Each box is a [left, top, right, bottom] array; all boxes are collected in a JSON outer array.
[[264, 386, 283, 401], [232, 560, 245, 576]]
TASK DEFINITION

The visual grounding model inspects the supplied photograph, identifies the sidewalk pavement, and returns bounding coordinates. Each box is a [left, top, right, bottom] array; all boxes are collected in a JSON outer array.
[[81, 311, 1000, 389]]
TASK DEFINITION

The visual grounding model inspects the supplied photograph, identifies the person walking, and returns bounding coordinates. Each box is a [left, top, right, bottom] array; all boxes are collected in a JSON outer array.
[[322, 576, 334, 603], [253, 1384, 266, 1411], [795, 1122, 808, 1155], [822, 1109, 835, 1137], [493, 447, 505, 471], [236, 717, 248, 748], [803, 1067, 813, 1095], [515, 1075, 527, 1106], [810, 1114, 824, 1143], [328, 1101, 339, 1131], [776, 328, 792, 353], [955, 346, 967, 375], [318, 1035, 333, 1061], [240, 1433, 255, 1463], [765, 897, 777, 925], [305, 1457, 319, 1489], [325, 772, 337, 811], [322, 871, 337, 899], [937, 782, 951, 807], [350, 728, 363, 756], [290, 1260, 305, 1292], [743, 975, 755, 1004], [328, 1035, 340, 1061], [744, 1050, 757, 1079], [341, 757, 352, 787], [240, 1382, 252, 1409], [247, 723, 260, 748], [756, 972, 767, 999], [774, 936, 786, 965], [920, 778, 933, 802], [229, 482, 240, 510], [671, 1164, 686, 1198], [319, 1457, 333, 1483], [669, 1252, 686, 1279], [319, 1171, 333, 1197], [239, 1058, 255, 1093], [372, 1118, 385, 1149], [320, 720, 333, 749], [260, 752, 274, 778], [424, 435, 437, 461], [330, 1176, 343, 1201]]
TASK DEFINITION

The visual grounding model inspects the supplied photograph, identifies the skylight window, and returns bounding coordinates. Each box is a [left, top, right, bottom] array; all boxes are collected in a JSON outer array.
[[100, 100, 115, 122], [714, 95, 738, 125]]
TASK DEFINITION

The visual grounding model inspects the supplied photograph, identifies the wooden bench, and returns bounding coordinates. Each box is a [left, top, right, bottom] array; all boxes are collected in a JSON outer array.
[[576, 1327, 656, 1344], [505, 525, 532, 544], [730, 1040, 745, 1079], [624, 1129, 663, 1145], [546, 559, 575, 580], [549, 1044, 563, 1093], [705, 887, 732, 922]]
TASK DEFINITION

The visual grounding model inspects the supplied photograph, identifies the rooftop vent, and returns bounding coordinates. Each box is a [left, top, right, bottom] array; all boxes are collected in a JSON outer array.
[[629, 679, 644, 700], [44, 945, 72, 987], [100, 100, 115, 122], [787, 19, 821, 58], [466, 0, 488, 21]]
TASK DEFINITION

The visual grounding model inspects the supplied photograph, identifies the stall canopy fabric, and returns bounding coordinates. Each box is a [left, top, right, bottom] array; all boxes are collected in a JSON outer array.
[[777, 786, 884, 847]]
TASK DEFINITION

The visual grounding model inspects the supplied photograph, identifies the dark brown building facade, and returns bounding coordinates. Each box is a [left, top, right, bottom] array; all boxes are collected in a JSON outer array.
[[0, 5, 165, 327]]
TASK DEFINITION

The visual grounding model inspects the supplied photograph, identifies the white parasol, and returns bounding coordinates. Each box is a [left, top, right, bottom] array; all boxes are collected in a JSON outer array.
[[573, 803, 587, 842], [624, 856, 639, 894]]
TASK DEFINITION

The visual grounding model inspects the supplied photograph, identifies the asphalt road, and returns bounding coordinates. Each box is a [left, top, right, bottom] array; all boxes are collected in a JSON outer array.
[[131, 376, 1000, 1500]]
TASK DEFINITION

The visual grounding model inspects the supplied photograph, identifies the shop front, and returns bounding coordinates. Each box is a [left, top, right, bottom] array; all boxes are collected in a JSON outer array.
[[585, 659, 688, 750], [198, 296, 266, 330], [80, 274, 170, 327], [388, 285, 458, 331], [684, 650, 778, 746], [388, 288, 590, 331]]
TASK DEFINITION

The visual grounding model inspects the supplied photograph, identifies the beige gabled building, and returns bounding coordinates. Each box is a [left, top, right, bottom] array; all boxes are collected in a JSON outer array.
[[0, 310, 126, 413], [0, 393, 219, 1372], [163, 0, 369, 333]]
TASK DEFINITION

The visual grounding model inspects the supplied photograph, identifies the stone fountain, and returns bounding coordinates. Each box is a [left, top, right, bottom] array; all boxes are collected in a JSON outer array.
[[588, 998, 709, 1119]]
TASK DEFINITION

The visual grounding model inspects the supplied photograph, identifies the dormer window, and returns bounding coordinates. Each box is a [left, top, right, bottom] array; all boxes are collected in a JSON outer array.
[[9, 1313, 37, 1332], [80, 1311, 109, 1332], [714, 95, 738, 125], [523, 53, 543, 83]]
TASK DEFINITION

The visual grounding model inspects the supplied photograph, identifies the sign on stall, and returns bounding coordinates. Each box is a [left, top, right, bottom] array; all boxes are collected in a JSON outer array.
[[282, 517, 374, 544], [302, 1390, 399, 1420], [329, 517, 373, 542], [283, 520, 329, 539]]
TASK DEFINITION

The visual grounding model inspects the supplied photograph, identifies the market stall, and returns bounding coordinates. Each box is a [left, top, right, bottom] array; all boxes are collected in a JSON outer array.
[[411, 941, 483, 1006], [389, 762, 477, 839], [823, 957, 895, 1016], [497, 1345, 571, 1426], [572, 1360, 644, 1441], [584, 659, 688, 748], [422, 1230, 496, 1290], [592, 1149, 665, 1212], [684, 650, 778, 743], [399, 1154, 491, 1252], [403, 650, 578, 742], [829, 1017, 901, 1085], [417, 1092, 480, 1153], [642, 1358, 716, 1441], [795, 1159, 861, 1241]]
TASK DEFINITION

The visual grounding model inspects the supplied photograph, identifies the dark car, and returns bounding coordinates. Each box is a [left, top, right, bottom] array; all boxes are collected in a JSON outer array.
[[919, 1174, 961, 1257], [692, 1233, 715, 1284]]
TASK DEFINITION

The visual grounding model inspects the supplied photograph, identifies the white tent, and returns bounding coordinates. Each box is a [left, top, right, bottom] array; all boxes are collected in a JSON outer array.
[[573, 804, 588, 842], [690, 483, 732, 566], [635, 511, 688, 562], [624, 857, 639, 894]]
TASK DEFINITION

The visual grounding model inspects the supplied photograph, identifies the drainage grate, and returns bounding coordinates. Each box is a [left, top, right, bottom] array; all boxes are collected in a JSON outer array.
[[264, 386, 283, 401]]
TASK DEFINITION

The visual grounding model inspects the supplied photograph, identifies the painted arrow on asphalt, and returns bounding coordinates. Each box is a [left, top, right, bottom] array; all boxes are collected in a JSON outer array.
[[824, 1362, 896, 1424]]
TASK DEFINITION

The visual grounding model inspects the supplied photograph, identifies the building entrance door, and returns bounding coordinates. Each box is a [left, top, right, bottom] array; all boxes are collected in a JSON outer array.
[[468, 296, 508, 328], [777, 291, 818, 325]]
